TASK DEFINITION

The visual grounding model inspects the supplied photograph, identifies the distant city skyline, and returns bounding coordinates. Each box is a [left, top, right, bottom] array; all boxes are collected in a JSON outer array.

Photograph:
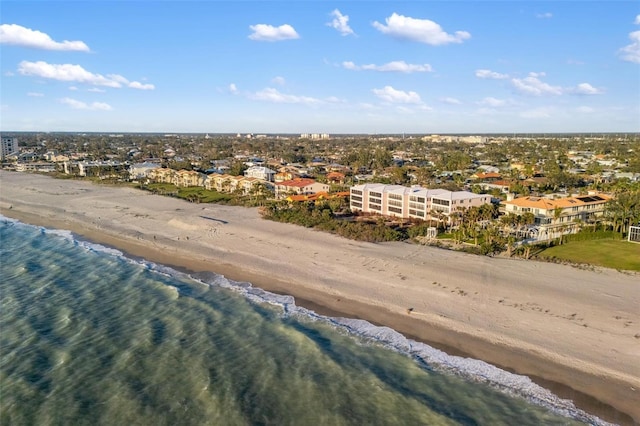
[[1, 1, 639, 134]]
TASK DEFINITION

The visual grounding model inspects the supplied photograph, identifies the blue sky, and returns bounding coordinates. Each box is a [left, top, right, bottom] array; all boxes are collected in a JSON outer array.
[[1, 1, 639, 134]]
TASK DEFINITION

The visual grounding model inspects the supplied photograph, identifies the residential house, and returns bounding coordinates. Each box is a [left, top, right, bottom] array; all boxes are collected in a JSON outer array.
[[129, 162, 161, 181], [501, 192, 611, 240], [244, 166, 276, 182], [15, 162, 57, 173], [149, 168, 176, 184], [274, 170, 300, 182], [471, 171, 501, 181], [275, 178, 329, 199], [326, 171, 346, 184], [175, 170, 205, 187]]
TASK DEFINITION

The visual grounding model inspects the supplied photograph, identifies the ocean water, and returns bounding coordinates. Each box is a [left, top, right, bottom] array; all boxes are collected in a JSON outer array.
[[0, 217, 607, 426]]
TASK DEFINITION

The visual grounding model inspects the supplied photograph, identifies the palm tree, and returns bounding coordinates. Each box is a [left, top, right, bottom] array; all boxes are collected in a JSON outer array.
[[605, 190, 640, 235]]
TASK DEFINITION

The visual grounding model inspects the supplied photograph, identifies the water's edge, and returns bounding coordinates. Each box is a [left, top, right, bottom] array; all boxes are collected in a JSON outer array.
[[1, 215, 615, 425]]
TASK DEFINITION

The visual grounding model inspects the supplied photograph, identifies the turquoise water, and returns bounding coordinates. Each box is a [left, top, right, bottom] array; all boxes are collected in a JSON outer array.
[[0, 218, 602, 425]]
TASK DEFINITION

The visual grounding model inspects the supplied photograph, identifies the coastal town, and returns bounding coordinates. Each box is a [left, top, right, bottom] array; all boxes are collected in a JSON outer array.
[[2, 132, 639, 268]]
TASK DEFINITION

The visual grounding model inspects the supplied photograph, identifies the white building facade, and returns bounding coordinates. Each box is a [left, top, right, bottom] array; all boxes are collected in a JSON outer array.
[[1, 137, 19, 160], [244, 166, 276, 182], [350, 184, 491, 223]]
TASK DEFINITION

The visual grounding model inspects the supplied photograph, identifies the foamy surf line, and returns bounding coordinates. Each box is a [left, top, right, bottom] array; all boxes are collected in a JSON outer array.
[[1, 216, 613, 425], [208, 278, 613, 426]]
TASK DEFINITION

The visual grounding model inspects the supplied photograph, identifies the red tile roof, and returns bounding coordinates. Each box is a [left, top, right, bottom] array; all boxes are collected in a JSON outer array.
[[278, 178, 316, 188]]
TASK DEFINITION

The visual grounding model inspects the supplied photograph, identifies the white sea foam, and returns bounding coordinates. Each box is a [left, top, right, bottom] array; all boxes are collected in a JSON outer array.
[[0, 214, 20, 225], [41, 227, 75, 241], [197, 273, 613, 426]]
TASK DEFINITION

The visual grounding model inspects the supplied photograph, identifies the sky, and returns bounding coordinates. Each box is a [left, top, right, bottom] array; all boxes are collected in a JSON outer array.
[[1, 1, 639, 134]]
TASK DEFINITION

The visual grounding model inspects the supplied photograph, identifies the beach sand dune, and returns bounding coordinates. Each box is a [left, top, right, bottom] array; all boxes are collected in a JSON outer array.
[[1, 171, 638, 424]]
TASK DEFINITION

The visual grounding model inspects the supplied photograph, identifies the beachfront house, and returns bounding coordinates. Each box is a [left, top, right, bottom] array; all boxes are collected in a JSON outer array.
[[501, 192, 611, 240], [175, 170, 206, 187], [274, 178, 330, 199], [350, 184, 491, 224], [129, 162, 161, 181], [149, 167, 177, 184]]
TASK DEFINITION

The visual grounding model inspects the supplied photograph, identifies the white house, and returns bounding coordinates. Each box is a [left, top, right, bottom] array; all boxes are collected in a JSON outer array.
[[129, 162, 161, 180], [244, 166, 276, 182]]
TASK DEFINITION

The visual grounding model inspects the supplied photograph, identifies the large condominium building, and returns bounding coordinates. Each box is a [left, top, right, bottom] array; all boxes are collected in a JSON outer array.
[[1, 137, 19, 160], [350, 184, 491, 223]]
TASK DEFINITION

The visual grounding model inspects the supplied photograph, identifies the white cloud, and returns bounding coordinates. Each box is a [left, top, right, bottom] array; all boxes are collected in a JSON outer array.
[[27, 92, 44, 97], [69, 86, 78, 91], [372, 86, 422, 104], [0, 24, 90, 51], [635, 15, 640, 25], [228, 83, 238, 93], [343, 60, 432, 73], [251, 88, 321, 105], [477, 97, 507, 107], [18, 61, 120, 87], [372, 13, 470, 45], [520, 107, 553, 118], [536, 12, 553, 19], [88, 88, 106, 93], [324, 96, 345, 104], [509, 72, 603, 96], [439, 97, 461, 105], [475, 69, 509, 79], [271, 76, 286, 85], [619, 30, 640, 64], [572, 83, 604, 95], [327, 9, 354, 36], [17, 61, 154, 89], [511, 75, 563, 96], [59, 97, 112, 111], [577, 106, 595, 113], [248, 24, 299, 41], [128, 81, 155, 90]]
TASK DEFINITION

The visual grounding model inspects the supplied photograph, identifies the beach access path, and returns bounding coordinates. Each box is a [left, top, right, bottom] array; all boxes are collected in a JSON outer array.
[[1, 171, 638, 424]]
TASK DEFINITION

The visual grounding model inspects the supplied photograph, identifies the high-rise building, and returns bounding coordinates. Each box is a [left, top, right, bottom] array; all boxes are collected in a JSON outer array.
[[1, 137, 19, 160]]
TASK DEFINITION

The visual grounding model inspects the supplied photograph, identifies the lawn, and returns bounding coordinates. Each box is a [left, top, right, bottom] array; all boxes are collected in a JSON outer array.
[[538, 239, 640, 271]]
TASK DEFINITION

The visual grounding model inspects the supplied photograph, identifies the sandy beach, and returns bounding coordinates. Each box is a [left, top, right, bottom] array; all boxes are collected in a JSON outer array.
[[1, 171, 639, 424]]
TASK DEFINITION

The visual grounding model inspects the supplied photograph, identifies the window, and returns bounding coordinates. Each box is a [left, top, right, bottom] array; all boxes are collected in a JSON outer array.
[[388, 206, 402, 214], [351, 195, 362, 202], [432, 199, 450, 206]]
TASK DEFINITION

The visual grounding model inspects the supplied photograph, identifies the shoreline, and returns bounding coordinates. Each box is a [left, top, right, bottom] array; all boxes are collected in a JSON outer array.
[[1, 171, 638, 425]]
